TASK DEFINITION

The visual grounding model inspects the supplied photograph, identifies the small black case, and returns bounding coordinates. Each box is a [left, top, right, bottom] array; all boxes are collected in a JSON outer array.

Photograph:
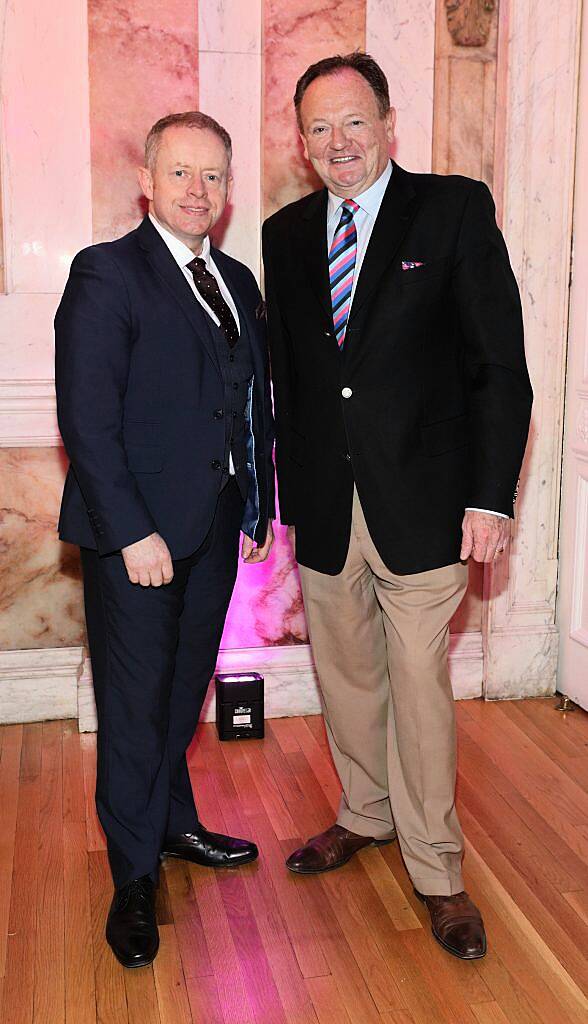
[[215, 672, 264, 740]]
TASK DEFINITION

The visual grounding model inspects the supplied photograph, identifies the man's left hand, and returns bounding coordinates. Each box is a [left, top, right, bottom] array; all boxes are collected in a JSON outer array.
[[460, 510, 510, 563], [241, 520, 275, 564]]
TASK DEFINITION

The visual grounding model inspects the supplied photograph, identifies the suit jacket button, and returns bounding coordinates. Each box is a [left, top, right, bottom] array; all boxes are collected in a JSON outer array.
[[211, 459, 221, 470], [342, 387, 353, 398], [345, 453, 351, 461], [213, 409, 224, 419]]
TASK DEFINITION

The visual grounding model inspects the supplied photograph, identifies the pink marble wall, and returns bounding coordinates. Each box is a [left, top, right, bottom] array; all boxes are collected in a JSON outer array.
[[263, 0, 367, 217], [89, 0, 199, 241], [0, 450, 85, 651], [0, 0, 478, 659], [221, 523, 307, 649]]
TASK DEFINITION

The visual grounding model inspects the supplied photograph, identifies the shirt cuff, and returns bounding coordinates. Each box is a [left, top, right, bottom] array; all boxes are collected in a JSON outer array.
[[465, 507, 509, 519]]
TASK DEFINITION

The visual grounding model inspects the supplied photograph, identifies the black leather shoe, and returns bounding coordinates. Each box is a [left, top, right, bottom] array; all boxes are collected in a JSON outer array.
[[106, 875, 159, 968], [162, 826, 258, 868]]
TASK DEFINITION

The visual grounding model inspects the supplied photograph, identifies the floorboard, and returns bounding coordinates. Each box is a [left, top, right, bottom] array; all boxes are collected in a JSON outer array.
[[1, 699, 588, 1023]]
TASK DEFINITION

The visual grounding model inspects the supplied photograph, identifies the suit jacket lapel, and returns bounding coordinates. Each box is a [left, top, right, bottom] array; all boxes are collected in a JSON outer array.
[[135, 216, 221, 372], [348, 163, 418, 323], [298, 189, 332, 322]]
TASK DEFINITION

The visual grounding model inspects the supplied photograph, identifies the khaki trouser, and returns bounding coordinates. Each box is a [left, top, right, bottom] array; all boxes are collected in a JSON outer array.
[[298, 487, 468, 896]]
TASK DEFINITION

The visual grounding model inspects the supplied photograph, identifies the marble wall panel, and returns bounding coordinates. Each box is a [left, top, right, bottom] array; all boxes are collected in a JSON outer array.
[[221, 523, 307, 650], [199, 8, 262, 271], [0, 0, 93, 293], [88, 0, 199, 242], [431, 0, 500, 634], [485, 0, 582, 696], [366, 0, 436, 173], [433, 0, 499, 187], [0, 449, 85, 651], [263, 0, 367, 218]]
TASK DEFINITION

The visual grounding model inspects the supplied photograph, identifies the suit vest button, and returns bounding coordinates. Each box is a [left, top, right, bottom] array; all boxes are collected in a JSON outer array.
[[211, 459, 221, 470]]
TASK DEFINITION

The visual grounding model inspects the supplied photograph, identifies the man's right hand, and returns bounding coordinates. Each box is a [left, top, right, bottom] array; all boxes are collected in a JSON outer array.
[[121, 533, 174, 587]]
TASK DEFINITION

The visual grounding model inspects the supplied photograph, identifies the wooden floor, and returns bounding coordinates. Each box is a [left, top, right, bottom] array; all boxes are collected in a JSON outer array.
[[1, 699, 588, 1024]]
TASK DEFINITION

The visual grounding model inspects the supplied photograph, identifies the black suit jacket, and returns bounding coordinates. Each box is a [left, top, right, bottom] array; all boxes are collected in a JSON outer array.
[[55, 216, 275, 559], [262, 163, 532, 575]]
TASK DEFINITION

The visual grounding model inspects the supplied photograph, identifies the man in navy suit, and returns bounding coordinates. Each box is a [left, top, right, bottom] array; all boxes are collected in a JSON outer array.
[[55, 112, 275, 968]]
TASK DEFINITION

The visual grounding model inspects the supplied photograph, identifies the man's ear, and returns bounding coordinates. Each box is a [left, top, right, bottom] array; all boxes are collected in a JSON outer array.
[[386, 108, 397, 144], [299, 132, 310, 162], [226, 172, 234, 204], [138, 166, 154, 201]]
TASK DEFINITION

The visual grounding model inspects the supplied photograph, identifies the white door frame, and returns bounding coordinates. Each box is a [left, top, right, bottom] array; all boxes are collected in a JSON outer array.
[[557, 0, 588, 711]]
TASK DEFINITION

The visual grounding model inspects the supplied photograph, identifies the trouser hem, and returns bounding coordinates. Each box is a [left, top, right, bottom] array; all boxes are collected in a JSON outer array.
[[337, 809, 396, 841], [411, 873, 464, 897]]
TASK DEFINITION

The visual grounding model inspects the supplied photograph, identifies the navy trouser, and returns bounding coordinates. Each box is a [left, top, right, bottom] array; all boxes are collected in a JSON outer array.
[[80, 479, 244, 888]]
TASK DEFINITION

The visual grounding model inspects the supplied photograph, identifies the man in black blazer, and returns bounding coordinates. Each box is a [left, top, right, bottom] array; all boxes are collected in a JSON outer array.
[[55, 112, 275, 968], [263, 54, 532, 960]]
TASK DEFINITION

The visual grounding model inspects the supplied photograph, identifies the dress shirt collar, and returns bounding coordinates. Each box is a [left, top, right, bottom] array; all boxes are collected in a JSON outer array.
[[327, 159, 393, 223], [148, 212, 212, 270]]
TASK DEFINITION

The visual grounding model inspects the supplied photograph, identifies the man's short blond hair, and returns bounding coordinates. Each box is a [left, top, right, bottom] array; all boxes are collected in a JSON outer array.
[[144, 112, 232, 172]]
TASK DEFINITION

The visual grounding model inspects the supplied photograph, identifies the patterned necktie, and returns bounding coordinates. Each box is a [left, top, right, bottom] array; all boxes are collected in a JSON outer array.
[[329, 199, 359, 349], [186, 257, 239, 348]]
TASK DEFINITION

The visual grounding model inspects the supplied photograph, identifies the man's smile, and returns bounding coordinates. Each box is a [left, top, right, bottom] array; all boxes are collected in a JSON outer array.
[[179, 204, 210, 214]]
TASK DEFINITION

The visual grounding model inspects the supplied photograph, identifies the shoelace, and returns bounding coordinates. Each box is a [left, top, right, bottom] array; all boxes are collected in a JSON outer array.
[[118, 877, 152, 910]]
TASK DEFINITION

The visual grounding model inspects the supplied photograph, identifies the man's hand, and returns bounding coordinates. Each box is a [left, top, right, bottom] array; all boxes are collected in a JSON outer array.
[[460, 511, 510, 563], [121, 532, 174, 587], [241, 520, 275, 564]]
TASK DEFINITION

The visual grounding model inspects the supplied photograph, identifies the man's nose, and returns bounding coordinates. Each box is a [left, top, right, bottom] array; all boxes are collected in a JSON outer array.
[[330, 127, 349, 150], [187, 177, 207, 198]]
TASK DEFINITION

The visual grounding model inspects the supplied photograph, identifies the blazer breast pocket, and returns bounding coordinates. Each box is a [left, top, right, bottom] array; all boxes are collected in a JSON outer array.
[[125, 444, 163, 473], [421, 414, 470, 456], [398, 256, 449, 286]]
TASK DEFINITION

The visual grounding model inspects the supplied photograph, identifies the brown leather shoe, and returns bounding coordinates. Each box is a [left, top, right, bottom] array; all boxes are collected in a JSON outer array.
[[414, 889, 487, 959], [286, 824, 396, 874]]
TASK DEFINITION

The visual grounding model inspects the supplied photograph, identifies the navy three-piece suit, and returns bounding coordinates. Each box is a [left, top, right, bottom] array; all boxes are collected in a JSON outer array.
[[55, 216, 275, 886]]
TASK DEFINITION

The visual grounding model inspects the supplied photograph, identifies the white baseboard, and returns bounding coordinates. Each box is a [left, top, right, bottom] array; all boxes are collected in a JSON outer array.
[[78, 643, 324, 733], [0, 633, 483, 729], [485, 625, 558, 699], [0, 647, 83, 724]]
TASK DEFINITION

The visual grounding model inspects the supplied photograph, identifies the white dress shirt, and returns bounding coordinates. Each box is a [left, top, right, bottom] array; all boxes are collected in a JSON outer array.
[[327, 160, 392, 306], [149, 213, 240, 333], [149, 213, 240, 474], [326, 163, 506, 520]]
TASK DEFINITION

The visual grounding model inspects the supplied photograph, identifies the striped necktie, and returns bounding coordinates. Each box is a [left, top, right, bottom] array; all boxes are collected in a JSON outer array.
[[329, 198, 359, 349]]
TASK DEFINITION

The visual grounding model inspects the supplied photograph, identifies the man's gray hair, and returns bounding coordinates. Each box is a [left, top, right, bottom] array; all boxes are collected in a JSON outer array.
[[144, 112, 232, 171]]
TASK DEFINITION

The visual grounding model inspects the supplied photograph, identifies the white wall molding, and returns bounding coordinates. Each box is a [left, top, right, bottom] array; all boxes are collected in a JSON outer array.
[[0, 646, 83, 724], [0, 378, 60, 446], [0, 633, 483, 728]]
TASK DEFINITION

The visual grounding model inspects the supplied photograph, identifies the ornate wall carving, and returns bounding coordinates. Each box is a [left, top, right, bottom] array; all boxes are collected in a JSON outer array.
[[446, 0, 497, 47]]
